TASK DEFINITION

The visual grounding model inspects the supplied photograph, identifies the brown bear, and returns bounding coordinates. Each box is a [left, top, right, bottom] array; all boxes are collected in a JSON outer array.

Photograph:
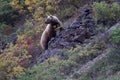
[[40, 15, 63, 50]]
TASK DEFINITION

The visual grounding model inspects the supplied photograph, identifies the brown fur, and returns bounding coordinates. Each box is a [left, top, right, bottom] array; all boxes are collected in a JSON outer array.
[[40, 15, 62, 50]]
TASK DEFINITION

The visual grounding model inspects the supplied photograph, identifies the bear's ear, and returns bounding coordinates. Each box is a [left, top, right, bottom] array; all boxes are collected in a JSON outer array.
[[47, 15, 53, 19], [49, 15, 53, 18], [49, 15, 52, 17]]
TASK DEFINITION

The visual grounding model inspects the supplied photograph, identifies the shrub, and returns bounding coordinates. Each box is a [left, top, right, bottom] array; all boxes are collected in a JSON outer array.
[[93, 2, 120, 25], [110, 27, 120, 47], [111, 3, 120, 22], [93, 2, 111, 22]]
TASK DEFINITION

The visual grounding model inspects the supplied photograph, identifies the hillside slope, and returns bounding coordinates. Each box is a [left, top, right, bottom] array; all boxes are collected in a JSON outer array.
[[0, 1, 120, 80]]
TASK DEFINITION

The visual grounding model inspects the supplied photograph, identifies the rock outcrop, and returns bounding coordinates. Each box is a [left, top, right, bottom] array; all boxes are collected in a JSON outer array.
[[49, 6, 96, 49], [40, 6, 96, 62]]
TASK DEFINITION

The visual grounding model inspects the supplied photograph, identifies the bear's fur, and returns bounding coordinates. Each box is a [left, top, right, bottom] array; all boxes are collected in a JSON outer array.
[[40, 15, 62, 50]]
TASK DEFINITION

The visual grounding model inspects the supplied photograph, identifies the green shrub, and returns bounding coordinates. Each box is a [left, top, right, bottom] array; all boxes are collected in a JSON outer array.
[[111, 3, 120, 22], [93, 2, 111, 22], [110, 28, 120, 47], [93, 2, 120, 25]]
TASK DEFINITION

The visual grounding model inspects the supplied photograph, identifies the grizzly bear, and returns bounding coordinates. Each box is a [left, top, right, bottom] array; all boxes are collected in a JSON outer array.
[[40, 15, 63, 50]]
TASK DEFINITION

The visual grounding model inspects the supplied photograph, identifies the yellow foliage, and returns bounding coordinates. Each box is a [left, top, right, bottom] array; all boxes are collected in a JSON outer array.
[[10, 0, 19, 6], [13, 65, 25, 76], [47, 57, 59, 63], [38, 17, 44, 22], [10, 0, 37, 13], [33, 0, 37, 3], [25, 0, 37, 5], [0, 44, 31, 79], [46, 5, 54, 11], [25, 0, 32, 5], [33, 6, 45, 22], [25, 0, 37, 12], [15, 5, 23, 10], [28, 6, 33, 12], [35, 26, 42, 33], [10, 0, 23, 10]]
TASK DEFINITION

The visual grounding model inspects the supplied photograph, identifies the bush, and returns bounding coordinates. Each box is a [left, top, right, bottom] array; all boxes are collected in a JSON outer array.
[[93, 2, 120, 25], [93, 2, 111, 22], [110, 27, 120, 47]]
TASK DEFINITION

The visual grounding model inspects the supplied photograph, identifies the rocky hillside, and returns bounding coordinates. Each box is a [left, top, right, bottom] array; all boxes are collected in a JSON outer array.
[[0, 0, 120, 80], [40, 6, 96, 62]]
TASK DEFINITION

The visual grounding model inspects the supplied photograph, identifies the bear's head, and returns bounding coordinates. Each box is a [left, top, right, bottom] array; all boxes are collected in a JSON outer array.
[[45, 15, 61, 26]]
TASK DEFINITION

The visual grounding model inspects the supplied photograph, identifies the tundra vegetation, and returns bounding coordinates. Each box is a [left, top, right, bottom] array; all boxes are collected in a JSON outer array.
[[0, 0, 120, 80]]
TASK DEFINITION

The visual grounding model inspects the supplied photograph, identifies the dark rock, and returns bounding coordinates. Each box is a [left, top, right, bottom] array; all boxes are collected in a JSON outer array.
[[39, 49, 59, 62]]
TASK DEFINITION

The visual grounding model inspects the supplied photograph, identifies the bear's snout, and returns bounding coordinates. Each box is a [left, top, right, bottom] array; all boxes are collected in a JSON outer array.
[[45, 20, 48, 24], [45, 19, 51, 24]]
